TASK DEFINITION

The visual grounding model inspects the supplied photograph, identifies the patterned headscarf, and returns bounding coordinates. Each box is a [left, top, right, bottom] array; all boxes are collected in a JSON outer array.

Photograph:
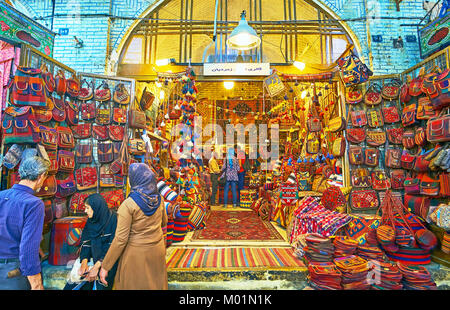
[[128, 163, 161, 216]]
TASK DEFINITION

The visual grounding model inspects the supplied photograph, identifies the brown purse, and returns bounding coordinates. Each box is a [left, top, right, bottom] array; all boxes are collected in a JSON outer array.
[[128, 98, 147, 129]]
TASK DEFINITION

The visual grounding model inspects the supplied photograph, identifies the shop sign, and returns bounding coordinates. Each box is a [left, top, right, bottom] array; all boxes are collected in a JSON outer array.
[[419, 13, 450, 59], [203, 63, 270, 76], [0, 2, 55, 56], [263, 72, 285, 97], [59, 28, 69, 36]]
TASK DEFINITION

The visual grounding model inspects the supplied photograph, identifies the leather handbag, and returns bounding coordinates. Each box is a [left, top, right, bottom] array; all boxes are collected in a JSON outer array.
[[382, 79, 401, 100], [39, 125, 58, 150], [108, 125, 125, 142], [65, 100, 79, 126], [346, 86, 363, 104], [79, 79, 94, 101], [99, 164, 115, 188], [96, 102, 111, 125], [367, 108, 384, 128], [385, 148, 402, 168], [93, 125, 109, 141], [75, 143, 93, 164], [71, 123, 92, 139], [420, 174, 440, 196], [10, 67, 48, 107], [113, 107, 127, 124], [382, 105, 400, 124], [81, 102, 96, 120], [98, 141, 114, 163], [371, 170, 391, 190], [402, 130, 416, 149], [417, 97, 437, 120], [351, 168, 372, 188], [391, 169, 406, 190], [426, 112, 450, 143], [401, 151, 416, 170], [139, 87, 155, 110], [349, 146, 364, 165], [332, 136, 346, 158], [95, 80, 111, 102], [421, 68, 450, 111], [2, 106, 40, 145], [35, 175, 57, 197], [66, 73, 80, 98], [55, 70, 67, 96], [364, 83, 382, 106], [387, 127, 404, 145], [350, 189, 379, 211], [52, 97, 66, 122], [75, 167, 98, 191], [347, 128, 366, 144], [47, 150, 58, 175], [128, 138, 146, 155], [128, 101, 147, 129], [364, 148, 380, 167], [55, 174, 76, 198], [401, 103, 417, 127], [57, 126, 75, 149], [404, 177, 421, 194], [113, 83, 130, 105], [366, 130, 386, 147], [57, 150, 75, 173]]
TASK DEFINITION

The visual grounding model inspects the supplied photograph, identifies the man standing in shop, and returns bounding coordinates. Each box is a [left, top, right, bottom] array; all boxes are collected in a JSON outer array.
[[0, 156, 50, 290], [208, 151, 221, 206]]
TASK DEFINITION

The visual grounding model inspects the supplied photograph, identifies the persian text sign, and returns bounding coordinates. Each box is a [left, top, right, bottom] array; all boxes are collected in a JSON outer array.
[[203, 63, 271, 76]]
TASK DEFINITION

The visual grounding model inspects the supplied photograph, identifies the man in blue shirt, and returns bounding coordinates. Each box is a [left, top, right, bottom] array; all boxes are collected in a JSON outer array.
[[0, 156, 50, 290]]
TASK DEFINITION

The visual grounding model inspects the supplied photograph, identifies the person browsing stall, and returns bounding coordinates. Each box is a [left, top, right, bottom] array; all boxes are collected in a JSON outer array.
[[208, 151, 221, 205]]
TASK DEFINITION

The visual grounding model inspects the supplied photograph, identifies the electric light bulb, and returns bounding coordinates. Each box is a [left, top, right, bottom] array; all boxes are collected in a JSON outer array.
[[293, 61, 306, 71], [224, 81, 235, 90], [301, 90, 308, 99]]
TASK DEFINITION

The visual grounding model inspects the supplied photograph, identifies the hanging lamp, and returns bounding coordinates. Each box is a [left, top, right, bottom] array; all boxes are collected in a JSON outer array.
[[226, 10, 261, 51]]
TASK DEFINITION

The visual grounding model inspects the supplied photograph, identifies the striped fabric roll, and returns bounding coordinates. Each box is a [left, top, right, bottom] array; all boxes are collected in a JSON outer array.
[[157, 180, 178, 202], [172, 218, 189, 243], [385, 246, 431, 265], [442, 231, 450, 254]]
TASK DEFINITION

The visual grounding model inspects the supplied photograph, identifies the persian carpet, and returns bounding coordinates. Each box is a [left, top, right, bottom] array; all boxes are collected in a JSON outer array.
[[191, 210, 284, 241], [166, 247, 305, 269]]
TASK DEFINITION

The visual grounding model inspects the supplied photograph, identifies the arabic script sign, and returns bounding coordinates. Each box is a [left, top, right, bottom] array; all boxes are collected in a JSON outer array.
[[203, 63, 271, 76]]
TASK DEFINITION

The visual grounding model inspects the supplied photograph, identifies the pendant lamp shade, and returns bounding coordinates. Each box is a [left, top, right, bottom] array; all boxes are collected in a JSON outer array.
[[226, 11, 261, 51]]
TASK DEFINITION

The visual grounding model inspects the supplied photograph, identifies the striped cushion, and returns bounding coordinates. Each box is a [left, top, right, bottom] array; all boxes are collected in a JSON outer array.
[[188, 205, 207, 230]]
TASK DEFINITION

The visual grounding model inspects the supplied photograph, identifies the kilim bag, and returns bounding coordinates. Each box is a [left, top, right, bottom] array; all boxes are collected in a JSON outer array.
[[39, 125, 58, 150], [97, 141, 114, 164], [346, 86, 363, 104], [385, 148, 402, 168], [41, 64, 55, 94], [57, 150, 75, 173], [81, 102, 96, 121], [400, 82, 411, 104], [69, 191, 93, 214], [55, 174, 76, 198], [92, 125, 108, 141], [387, 127, 404, 145], [95, 80, 111, 102], [350, 189, 379, 211], [367, 108, 384, 128], [415, 127, 427, 147], [57, 126, 75, 149], [75, 143, 93, 164], [108, 125, 125, 142], [371, 170, 391, 190], [391, 169, 406, 190], [401, 151, 416, 170], [381, 79, 401, 100], [350, 107, 367, 128], [66, 73, 80, 99], [139, 87, 155, 110], [47, 150, 58, 175], [409, 74, 424, 97], [128, 100, 147, 129], [382, 105, 400, 124], [65, 100, 79, 126], [351, 168, 372, 188], [113, 83, 130, 105], [114, 174, 125, 187], [99, 164, 115, 188], [426, 112, 450, 143], [366, 130, 386, 147], [322, 186, 346, 211], [10, 67, 47, 107], [75, 167, 98, 191], [113, 107, 127, 124], [337, 52, 373, 86], [112, 141, 122, 160], [420, 174, 440, 196], [71, 123, 92, 139], [169, 108, 181, 120], [402, 130, 416, 149], [95, 102, 111, 125], [128, 138, 146, 155], [349, 146, 364, 165], [35, 175, 57, 198], [100, 190, 125, 209], [347, 128, 366, 144], [34, 99, 53, 123], [332, 137, 346, 158], [78, 79, 94, 101], [2, 106, 40, 144], [306, 133, 320, 155], [439, 173, 450, 197], [402, 103, 417, 127], [413, 151, 432, 173], [52, 97, 66, 122], [307, 116, 322, 132], [55, 70, 67, 96], [364, 83, 382, 106], [417, 97, 437, 120], [404, 177, 421, 195], [365, 148, 380, 167], [421, 68, 450, 111]]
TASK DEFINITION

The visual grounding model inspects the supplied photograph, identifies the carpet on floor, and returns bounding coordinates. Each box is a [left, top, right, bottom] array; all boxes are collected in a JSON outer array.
[[191, 210, 284, 241], [166, 247, 305, 269]]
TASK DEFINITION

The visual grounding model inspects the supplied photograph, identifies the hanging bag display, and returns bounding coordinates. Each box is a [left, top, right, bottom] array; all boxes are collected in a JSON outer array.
[[95, 80, 111, 102], [381, 79, 401, 100], [382, 103, 401, 124], [10, 67, 48, 107], [401, 151, 416, 170], [364, 148, 380, 167], [65, 100, 79, 126], [349, 105, 367, 127], [41, 64, 55, 95], [57, 150, 75, 173], [75, 167, 98, 191], [347, 127, 366, 144], [75, 143, 93, 164], [1, 106, 40, 145], [92, 125, 109, 141], [332, 136, 346, 158], [52, 97, 66, 122], [337, 51, 373, 86], [78, 79, 94, 101], [55, 70, 67, 96], [95, 102, 111, 125], [400, 81, 412, 104], [81, 102, 96, 121], [364, 83, 382, 106], [387, 127, 404, 145], [67, 73, 80, 98], [426, 111, 450, 143], [39, 125, 58, 150], [57, 126, 75, 149], [71, 123, 92, 139], [113, 83, 131, 105], [366, 130, 386, 147], [34, 95, 53, 123]]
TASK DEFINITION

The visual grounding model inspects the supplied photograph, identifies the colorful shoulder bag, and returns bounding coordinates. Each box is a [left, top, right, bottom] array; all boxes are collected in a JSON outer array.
[[385, 148, 402, 168], [350, 189, 379, 211], [371, 170, 391, 191], [426, 112, 450, 143], [113, 107, 127, 124], [10, 67, 47, 107], [92, 125, 108, 141], [55, 70, 67, 96], [417, 97, 438, 120], [57, 126, 75, 149], [387, 127, 404, 145], [400, 81, 412, 104], [128, 101, 147, 129], [95, 80, 111, 102], [66, 73, 80, 98], [99, 164, 115, 188], [364, 83, 382, 106], [366, 130, 386, 147], [65, 100, 79, 126], [98, 141, 114, 163], [95, 102, 111, 125], [52, 97, 66, 122], [349, 146, 364, 165], [75, 167, 98, 191], [55, 174, 76, 198], [1, 106, 40, 144], [81, 101, 96, 121], [75, 143, 93, 164], [108, 125, 125, 142], [351, 168, 372, 188], [346, 86, 363, 104], [57, 150, 75, 173], [79, 79, 94, 101], [347, 127, 366, 144], [39, 125, 58, 150], [364, 148, 380, 167], [367, 108, 384, 128], [401, 151, 416, 170], [420, 174, 440, 196], [382, 104, 400, 124], [421, 68, 450, 111], [113, 83, 130, 105], [381, 79, 401, 100], [71, 123, 92, 139], [391, 169, 406, 190], [402, 130, 416, 149]]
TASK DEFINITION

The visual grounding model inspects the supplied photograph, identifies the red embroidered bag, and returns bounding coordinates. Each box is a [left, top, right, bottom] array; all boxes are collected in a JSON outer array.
[[75, 167, 98, 191], [71, 123, 92, 139], [52, 97, 66, 122], [391, 169, 406, 190], [400, 82, 411, 104], [65, 100, 79, 126], [81, 102, 96, 121], [382, 105, 400, 124], [113, 107, 127, 124], [108, 125, 125, 142], [401, 151, 416, 170], [421, 68, 450, 111], [426, 112, 450, 143], [57, 126, 75, 149], [47, 150, 58, 175], [57, 150, 75, 173], [371, 170, 391, 191], [387, 127, 404, 145], [66, 73, 80, 98], [93, 125, 108, 141], [10, 67, 47, 107], [401, 103, 417, 127], [366, 130, 386, 147], [347, 128, 366, 144], [402, 130, 416, 149], [417, 97, 437, 120], [381, 79, 401, 100], [55, 70, 67, 96], [79, 79, 94, 101], [94, 81, 111, 102], [346, 86, 363, 104], [39, 125, 58, 150], [350, 189, 379, 211], [100, 189, 125, 209], [2, 106, 40, 145], [364, 83, 382, 106]]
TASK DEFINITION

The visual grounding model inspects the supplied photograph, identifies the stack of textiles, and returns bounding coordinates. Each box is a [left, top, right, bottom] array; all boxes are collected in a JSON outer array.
[[334, 255, 371, 290], [397, 263, 437, 290], [369, 262, 403, 290], [333, 236, 358, 257], [307, 262, 342, 290], [357, 244, 385, 262], [304, 233, 335, 263]]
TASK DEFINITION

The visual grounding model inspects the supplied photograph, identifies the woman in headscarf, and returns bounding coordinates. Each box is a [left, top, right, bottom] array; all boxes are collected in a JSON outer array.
[[99, 163, 168, 290], [64, 194, 118, 290], [219, 148, 240, 207]]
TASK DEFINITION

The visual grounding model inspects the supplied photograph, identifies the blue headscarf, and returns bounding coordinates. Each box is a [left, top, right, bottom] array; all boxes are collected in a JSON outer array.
[[227, 148, 235, 169], [128, 163, 161, 216]]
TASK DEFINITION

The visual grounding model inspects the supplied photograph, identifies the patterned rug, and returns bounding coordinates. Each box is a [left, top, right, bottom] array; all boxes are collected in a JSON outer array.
[[192, 210, 284, 241], [166, 247, 305, 269]]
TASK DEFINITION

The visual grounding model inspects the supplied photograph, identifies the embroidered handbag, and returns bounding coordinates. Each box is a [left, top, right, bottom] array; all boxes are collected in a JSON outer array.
[[55, 174, 76, 198], [402, 103, 417, 127], [92, 125, 108, 141], [307, 116, 322, 132], [337, 52, 373, 86], [10, 67, 47, 107], [349, 146, 364, 165], [95, 102, 111, 125], [100, 189, 125, 209], [139, 87, 155, 110], [75, 143, 93, 164], [401, 151, 416, 170], [65, 100, 79, 126], [2, 106, 40, 145], [55, 70, 67, 96], [110, 136, 128, 174], [421, 68, 450, 111], [112, 141, 122, 160], [413, 151, 432, 172], [113, 83, 130, 105], [350, 189, 379, 211], [78, 79, 94, 101], [69, 191, 94, 214], [371, 170, 391, 190], [98, 141, 114, 163], [321, 186, 346, 211], [420, 174, 440, 196], [409, 75, 424, 97], [57, 126, 75, 149], [417, 97, 437, 120], [128, 105, 147, 129], [351, 168, 372, 188], [414, 127, 427, 147], [95, 80, 111, 102], [366, 130, 386, 147], [81, 102, 96, 121], [71, 123, 92, 139], [66, 73, 80, 98], [47, 150, 58, 175], [113, 107, 127, 124], [426, 112, 450, 143], [350, 108, 368, 127], [57, 150, 75, 173], [306, 133, 320, 155], [35, 175, 57, 198], [332, 137, 346, 158], [391, 169, 406, 190], [52, 97, 66, 122], [364, 83, 382, 106], [402, 130, 416, 149], [387, 127, 404, 145], [75, 167, 98, 191], [367, 108, 384, 128], [41, 64, 55, 94], [347, 128, 366, 144], [381, 79, 401, 100], [400, 82, 412, 104], [404, 177, 420, 194], [385, 148, 402, 168], [382, 105, 400, 124], [128, 138, 146, 155], [346, 86, 363, 104], [365, 148, 380, 167], [99, 164, 115, 188], [39, 125, 58, 150], [34, 102, 53, 123], [108, 125, 125, 142]]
